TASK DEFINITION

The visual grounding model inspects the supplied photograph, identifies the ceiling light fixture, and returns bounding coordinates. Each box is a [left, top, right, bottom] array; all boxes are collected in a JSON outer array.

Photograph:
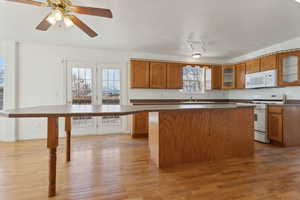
[[47, 11, 74, 27], [187, 39, 206, 59], [64, 15, 74, 27], [295, 0, 300, 3], [53, 9, 63, 21], [46, 14, 57, 25], [192, 52, 202, 59]]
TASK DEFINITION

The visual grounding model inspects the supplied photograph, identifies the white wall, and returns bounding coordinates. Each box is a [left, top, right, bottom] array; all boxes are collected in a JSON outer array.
[[6, 41, 227, 141], [226, 36, 300, 100]]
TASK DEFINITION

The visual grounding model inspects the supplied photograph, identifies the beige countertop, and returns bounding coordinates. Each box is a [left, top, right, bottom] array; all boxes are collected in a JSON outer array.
[[0, 104, 254, 118]]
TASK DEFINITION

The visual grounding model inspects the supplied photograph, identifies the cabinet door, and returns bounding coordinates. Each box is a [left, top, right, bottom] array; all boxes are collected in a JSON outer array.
[[246, 58, 260, 74], [211, 66, 222, 89], [222, 65, 235, 89], [166, 63, 183, 89], [131, 60, 150, 88], [150, 62, 167, 88], [235, 63, 246, 89], [260, 54, 277, 71], [268, 113, 283, 143], [278, 51, 300, 86], [132, 112, 148, 137]]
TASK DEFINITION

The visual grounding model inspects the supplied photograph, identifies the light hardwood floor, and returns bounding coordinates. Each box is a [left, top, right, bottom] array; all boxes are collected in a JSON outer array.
[[1, 135, 300, 200]]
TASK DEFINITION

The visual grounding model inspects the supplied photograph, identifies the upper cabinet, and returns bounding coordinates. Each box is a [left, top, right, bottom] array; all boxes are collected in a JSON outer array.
[[246, 58, 260, 74], [235, 63, 246, 89], [211, 66, 222, 89], [260, 54, 277, 71], [131, 60, 150, 88], [166, 63, 183, 89], [150, 62, 167, 89], [278, 51, 300, 86], [222, 65, 235, 89]]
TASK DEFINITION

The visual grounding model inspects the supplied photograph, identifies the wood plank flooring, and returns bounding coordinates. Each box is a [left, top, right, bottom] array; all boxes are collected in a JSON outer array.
[[1, 135, 300, 200]]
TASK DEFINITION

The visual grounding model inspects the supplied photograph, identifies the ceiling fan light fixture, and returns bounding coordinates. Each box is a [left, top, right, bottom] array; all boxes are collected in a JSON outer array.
[[53, 9, 63, 21], [192, 52, 202, 59], [46, 14, 57, 25], [64, 16, 74, 27]]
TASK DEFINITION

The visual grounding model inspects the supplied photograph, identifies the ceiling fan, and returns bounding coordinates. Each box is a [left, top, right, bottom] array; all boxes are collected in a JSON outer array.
[[6, 0, 113, 37]]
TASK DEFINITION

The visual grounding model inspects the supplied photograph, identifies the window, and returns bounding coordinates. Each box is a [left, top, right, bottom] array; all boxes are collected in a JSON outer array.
[[102, 68, 121, 127], [71, 67, 94, 128], [102, 68, 120, 105], [182, 65, 205, 93], [0, 58, 5, 110], [71, 67, 93, 105]]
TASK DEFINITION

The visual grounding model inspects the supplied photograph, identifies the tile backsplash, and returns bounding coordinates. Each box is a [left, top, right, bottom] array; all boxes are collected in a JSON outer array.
[[129, 86, 300, 101], [227, 86, 300, 100], [128, 89, 228, 100]]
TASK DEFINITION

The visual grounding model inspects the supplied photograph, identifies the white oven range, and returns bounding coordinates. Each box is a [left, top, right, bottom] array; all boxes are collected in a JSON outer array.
[[237, 95, 286, 144]]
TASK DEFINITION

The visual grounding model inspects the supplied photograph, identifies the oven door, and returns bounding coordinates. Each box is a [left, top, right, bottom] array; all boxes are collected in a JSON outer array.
[[254, 108, 266, 132]]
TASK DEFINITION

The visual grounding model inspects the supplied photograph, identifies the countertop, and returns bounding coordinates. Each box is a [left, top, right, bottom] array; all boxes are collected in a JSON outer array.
[[132, 101, 229, 105], [0, 104, 254, 118]]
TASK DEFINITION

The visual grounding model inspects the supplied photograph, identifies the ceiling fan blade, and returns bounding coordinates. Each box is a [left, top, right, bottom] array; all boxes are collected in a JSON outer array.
[[6, 0, 43, 7], [71, 6, 113, 18], [70, 15, 98, 38], [36, 14, 51, 31]]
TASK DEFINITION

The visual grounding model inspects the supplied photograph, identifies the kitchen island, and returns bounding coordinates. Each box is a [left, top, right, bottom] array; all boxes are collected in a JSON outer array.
[[0, 104, 254, 197]]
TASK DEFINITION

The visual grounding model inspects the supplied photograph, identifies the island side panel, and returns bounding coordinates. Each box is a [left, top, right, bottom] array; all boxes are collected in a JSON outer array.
[[149, 107, 254, 168], [148, 112, 160, 166], [208, 107, 254, 160]]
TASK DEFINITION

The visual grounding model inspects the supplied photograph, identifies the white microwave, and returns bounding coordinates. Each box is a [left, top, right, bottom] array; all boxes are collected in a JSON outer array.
[[245, 70, 277, 89]]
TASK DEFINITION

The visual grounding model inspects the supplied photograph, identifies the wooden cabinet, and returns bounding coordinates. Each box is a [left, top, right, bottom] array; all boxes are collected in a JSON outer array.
[[166, 63, 183, 89], [150, 62, 167, 89], [278, 51, 300, 86], [268, 111, 283, 144], [246, 58, 260, 74], [235, 63, 246, 89], [260, 54, 277, 71], [211, 66, 222, 89], [132, 112, 148, 138], [268, 105, 300, 147], [131, 60, 150, 88], [204, 65, 222, 90], [222, 65, 235, 89]]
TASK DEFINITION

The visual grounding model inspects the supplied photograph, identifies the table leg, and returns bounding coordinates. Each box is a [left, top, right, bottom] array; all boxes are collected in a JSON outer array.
[[47, 117, 59, 197], [65, 117, 71, 162]]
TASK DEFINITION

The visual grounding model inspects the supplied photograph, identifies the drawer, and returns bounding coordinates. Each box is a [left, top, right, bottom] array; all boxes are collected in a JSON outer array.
[[268, 106, 283, 114]]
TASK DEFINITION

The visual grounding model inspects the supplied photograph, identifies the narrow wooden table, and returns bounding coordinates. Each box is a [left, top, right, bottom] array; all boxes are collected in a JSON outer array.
[[0, 104, 254, 197]]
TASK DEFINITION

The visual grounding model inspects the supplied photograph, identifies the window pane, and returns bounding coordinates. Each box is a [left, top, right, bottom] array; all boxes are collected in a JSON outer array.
[[102, 68, 121, 128], [102, 68, 120, 105], [71, 67, 92, 105]]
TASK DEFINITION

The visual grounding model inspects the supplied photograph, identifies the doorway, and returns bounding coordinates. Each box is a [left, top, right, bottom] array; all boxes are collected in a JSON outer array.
[[66, 61, 127, 136]]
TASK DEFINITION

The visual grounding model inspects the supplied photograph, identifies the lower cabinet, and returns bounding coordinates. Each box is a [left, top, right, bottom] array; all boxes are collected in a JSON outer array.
[[268, 105, 300, 146], [268, 112, 283, 143], [132, 112, 149, 138]]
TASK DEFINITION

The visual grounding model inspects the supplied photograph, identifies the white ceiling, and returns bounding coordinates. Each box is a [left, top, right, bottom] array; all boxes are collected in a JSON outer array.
[[1, 0, 300, 59]]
